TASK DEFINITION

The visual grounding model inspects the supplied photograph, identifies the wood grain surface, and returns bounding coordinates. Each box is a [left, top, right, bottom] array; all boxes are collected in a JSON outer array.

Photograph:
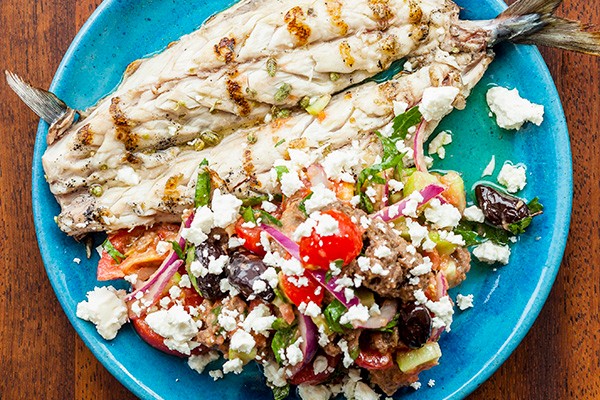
[[0, 1, 598, 399]]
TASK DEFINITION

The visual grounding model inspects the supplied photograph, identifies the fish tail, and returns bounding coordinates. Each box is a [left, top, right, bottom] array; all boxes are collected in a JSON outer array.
[[488, 0, 600, 55]]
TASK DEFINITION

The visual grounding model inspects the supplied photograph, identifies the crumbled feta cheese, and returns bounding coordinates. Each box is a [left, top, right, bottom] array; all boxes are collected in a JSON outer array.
[[242, 304, 276, 336], [286, 337, 304, 366], [261, 201, 278, 213], [304, 184, 337, 214], [299, 301, 322, 318], [410, 382, 422, 390], [217, 308, 239, 332], [419, 86, 460, 121], [169, 285, 182, 299], [350, 195, 360, 206], [293, 217, 317, 241], [497, 163, 527, 193], [406, 219, 429, 247], [188, 351, 220, 374], [365, 186, 377, 203], [340, 304, 370, 326], [482, 155, 496, 177], [252, 279, 267, 294], [354, 382, 380, 400], [402, 191, 424, 218], [424, 198, 461, 228], [486, 87, 544, 130], [456, 294, 474, 310], [145, 305, 199, 355], [209, 370, 224, 380], [463, 205, 485, 223], [374, 245, 392, 258], [208, 254, 229, 275], [410, 257, 433, 276], [409, 276, 421, 286], [76, 286, 128, 340], [228, 236, 245, 248], [73, 257, 81, 264], [298, 384, 332, 400], [264, 251, 304, 276], [438, 230, 466, 246], [473, 241, 511, 265], [124, 274, 138, 285], [428, 131, 452, 159], [263, 361, 287, 387], [388, 179, 404, 192], [230, 330, 256, 354], [428, 379, 436, 388], [338, 339, 354, 368], [413, 290, 454, 332], [116, 166, 140, 186], [155, 240, 171, 256], [181, 206, 213, 245], [321, 147, 361, 183], [312, 355, 329, 375], [260, 267, 279, 289], [280, 170, 305, 197], [220, 278, 240, 296], [312, 212, 339, 236], [211, 189, 243, 228], [393, 100, 409, 116], [223, 358, 244, 374], [179, 274, 192, 289]]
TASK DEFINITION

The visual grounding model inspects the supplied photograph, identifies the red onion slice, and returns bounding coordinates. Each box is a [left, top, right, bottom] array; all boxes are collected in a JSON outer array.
[[308, 269, 359, 308], [435, 272, 449, 301], [358, 300, 398, 329], [371, 184, 445, 222], [289, 313, 319, 376], [413, 120, 427, 172], [260, 224, 300, 260]]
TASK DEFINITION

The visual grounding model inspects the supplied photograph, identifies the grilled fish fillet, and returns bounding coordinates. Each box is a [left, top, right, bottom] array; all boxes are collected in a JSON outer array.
[[43, 0, 600, 236]]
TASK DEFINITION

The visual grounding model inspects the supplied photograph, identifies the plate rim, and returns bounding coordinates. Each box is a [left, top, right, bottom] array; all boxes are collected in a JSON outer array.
[[31, 0, 573, 399]]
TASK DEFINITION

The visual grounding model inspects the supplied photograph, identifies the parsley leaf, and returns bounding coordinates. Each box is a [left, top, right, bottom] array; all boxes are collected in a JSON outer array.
[[272, 385, 290, 400], [298, 192, 313, 217], [392, 106, 422, 140], [241, 206, 257, 224], [259, 210, 283, 227], [102, 239, 125, 263], [528, 197, 544, 215], [271, 326, 297, 364], [169, 240, 186, 259], [274, 166, 289, 180], [323, 299, 351, 334]]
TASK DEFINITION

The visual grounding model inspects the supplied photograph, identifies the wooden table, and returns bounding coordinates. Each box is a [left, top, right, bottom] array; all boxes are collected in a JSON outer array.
[[0, 1, 598, 399]]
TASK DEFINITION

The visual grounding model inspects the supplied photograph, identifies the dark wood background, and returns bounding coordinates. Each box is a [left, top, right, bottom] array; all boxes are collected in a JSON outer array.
[[0, 0, 598, 399]]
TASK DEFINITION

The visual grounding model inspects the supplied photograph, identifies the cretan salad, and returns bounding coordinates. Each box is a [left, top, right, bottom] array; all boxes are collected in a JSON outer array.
[[76, 103, 544, 399]]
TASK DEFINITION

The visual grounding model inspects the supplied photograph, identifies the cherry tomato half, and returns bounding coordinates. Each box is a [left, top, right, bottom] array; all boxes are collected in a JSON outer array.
[[299, 209, 363, 270], [279, 272, 324, 307], [355, 348, 394, 370], [234, 217, 266, 257]]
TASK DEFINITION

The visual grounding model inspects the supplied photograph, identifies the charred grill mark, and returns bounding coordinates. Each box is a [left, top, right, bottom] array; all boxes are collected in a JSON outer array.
[[226, 72, 252, 117], [162, 174, 184, 205], [242, 148, 260, 190], [325, 0, 348, 35], [214, 37, 236, 63], [369, 0, 394, 29], [73, 124, 94, 150], [110, 97, 138, 152], [339, 41, 355, 67], [408, 1, 423, 24], [123, 152, 141, 165], [284, 6, 311, 46], [124, 59, 142, 77]]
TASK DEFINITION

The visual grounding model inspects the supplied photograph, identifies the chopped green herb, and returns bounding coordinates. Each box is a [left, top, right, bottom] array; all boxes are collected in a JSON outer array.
[[507, 217, 533, 235], [454, 225, 482, 246], [266, 57, 277, 77], [298, 192, 314, 216], [323, 299, 351, 334], [211, 305, 223, 324], [272, 385, 290, 400], [272, 107, 291, 119], [299, 96, 311, 109], [377, 314, 400, 333], [184, 247, 203, 296], [528, 197, 544, 215], [241, 195, 269, 207], [271, 318, 291, 331], [102, 239, 125, 263], [274, 165, 289, 180], [455, 221, 511, 246], [241, 206, 257, 224], [169, 240, 186, 259], [274, 139, 286, 148], [194, 159, 211, 208], [392, 106, 422, 140], [349, 346, 360, 361], [274, 83, 292, 103], [325, 269, 333, 284], [259, 210, 283, 227], [272, 326, 297, 364]]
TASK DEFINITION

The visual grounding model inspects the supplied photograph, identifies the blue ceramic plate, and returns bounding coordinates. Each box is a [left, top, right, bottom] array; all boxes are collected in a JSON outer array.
[[32, 0, 572, 399]]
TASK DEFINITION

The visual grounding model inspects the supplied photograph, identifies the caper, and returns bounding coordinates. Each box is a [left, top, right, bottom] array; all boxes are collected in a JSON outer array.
[[193, 138, 206, 151], [200, 130, 221, 146], [90, 184, 104, 197]]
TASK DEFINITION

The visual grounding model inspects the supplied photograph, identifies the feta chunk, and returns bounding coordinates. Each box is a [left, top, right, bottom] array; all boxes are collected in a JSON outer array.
[[486, 87, 544, 130], [456, 294, 474, 310], [211, 189, 243, 228], [424, 198, 461, 228], [76, 286, 128, 340], [428, 131, 452, 159], [304, 184, 337, 214], [497, 163, 527, 193], [473, 241, 511, 265], [230, 330, 256, 354], [145, 305, 199, 355], [188, 351, 220, 374], [280, 170, 305, 197], [419, 86, 460, 121], [463, 205, 485, 223]]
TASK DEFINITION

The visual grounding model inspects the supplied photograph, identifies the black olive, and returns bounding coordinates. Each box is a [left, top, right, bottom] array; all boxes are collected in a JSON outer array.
[[475, 185, 530, 230], [226, 251, 275, 302], [397, 304, 432, 349], [193, 228, 229, 301]]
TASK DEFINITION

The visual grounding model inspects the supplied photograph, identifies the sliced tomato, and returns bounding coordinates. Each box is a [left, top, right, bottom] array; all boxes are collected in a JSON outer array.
[[234, 217, 266, 256], [279, 272, 324, 307], [298, 209, 363, 270], [289, 353, 340, 385], [355, 348, 394, 370], [97, 250, 124, 281]]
